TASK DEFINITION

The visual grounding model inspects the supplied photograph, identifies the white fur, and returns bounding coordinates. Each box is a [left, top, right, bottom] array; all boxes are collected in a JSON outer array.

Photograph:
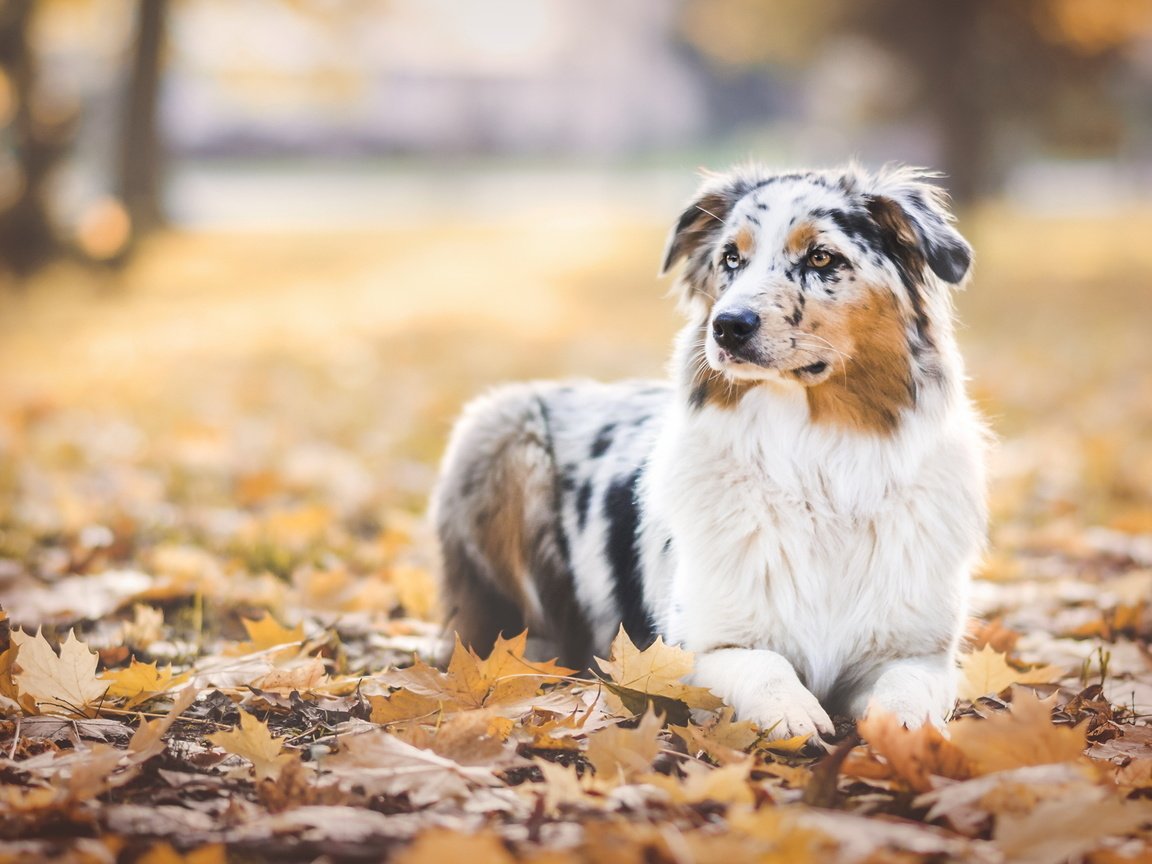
[[637, 343, 985, 737]]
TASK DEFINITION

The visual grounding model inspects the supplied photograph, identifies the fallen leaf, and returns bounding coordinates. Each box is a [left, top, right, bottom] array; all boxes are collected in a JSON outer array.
[[594, 627, 723, 720], [995, 784, 1152, 864], [128, 688, 199, 763], [949, 688, 1087, 774], [916, 762, 1094, 836], [10, 628, 108, 717], [249, 656, 327, 694], [672, 707, 760, 765], [368, 688, 443, 725], [102, 658, 182, 709], [324, 726, 499, 804], [857, 710, 971, 792], [206, 710, 296, 781], [229, 614, 305, 655], [958, 645, 1064, 702], [380, 632, 575, 712], [585, 707, 664, 784]]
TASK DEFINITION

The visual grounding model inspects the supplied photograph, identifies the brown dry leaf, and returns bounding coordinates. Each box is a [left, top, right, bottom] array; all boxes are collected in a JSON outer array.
[[380, 632, 576, 712], [206, 710, 297, 781], [402, 708, 519, 766], [594, 627, 723, 719], [368, 688, 442, 725], [949, 688, 1087, 775], [520, 703, 610, 751], [994, 784, 1152, 864], [324, 727, 499, 804], [857, 710, 971, 792], [967, 617, 1021, 653], [672, 707, 760, 765], [128, 688, 199, 763], [393, 829, 514, 864], [958, 645, 1064, 702], [137, 842, 227, 864], [10, 628, 108, 717], [0, 644, 34, 713], [585, 707, 664, 784], [250, 655, 328, 694], [1115, 758, 1152, 789], [65, 743, 135, 799], [101, 658, 183, 709]]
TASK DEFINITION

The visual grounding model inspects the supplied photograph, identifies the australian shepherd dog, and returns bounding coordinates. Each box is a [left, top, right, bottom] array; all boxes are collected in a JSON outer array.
[[432, 164, 987, 740]]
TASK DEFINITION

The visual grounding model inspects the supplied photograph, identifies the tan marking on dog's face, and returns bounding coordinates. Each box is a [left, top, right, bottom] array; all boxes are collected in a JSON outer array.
[[785, 222, 820, 258], [803, 287, 914, 435], [734, 225, 756, 259]]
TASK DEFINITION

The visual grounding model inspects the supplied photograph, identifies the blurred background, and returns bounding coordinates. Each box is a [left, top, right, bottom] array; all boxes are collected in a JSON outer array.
[[1, 0, 1152, 630]]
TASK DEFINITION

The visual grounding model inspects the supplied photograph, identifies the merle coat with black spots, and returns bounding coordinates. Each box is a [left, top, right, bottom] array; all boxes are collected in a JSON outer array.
[[432, 164, 987, 739]]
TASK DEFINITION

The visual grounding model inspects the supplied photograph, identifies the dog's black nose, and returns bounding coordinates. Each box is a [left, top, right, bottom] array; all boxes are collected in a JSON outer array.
[[712, 309, 761, 350]]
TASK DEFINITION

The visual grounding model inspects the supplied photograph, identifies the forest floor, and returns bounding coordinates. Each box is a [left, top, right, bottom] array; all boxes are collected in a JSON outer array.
[[1, 201, 1152, 863]]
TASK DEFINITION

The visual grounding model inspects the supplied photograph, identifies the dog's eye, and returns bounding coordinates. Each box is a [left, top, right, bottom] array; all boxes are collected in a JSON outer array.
[[723, 251, 742, 271], [807, 249, 833, 269]]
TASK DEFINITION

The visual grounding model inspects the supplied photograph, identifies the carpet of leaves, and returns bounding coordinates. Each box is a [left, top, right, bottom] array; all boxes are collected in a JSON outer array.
[[1, 205, 1152, 863]]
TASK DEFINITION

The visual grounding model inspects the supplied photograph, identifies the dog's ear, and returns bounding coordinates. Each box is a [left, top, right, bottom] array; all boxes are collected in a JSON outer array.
[[865, 172, 972, 287], [660, 173, 754, 276]]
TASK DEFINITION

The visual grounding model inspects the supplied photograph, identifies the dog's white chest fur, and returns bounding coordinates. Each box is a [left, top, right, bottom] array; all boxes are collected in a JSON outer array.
[[643, 381, 983, 710]]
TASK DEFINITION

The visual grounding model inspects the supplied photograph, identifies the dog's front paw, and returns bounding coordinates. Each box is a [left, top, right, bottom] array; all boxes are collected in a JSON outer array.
[[863, 691, 940, 730], [737, 685, 835, 742], [857, 663, 953, 732]]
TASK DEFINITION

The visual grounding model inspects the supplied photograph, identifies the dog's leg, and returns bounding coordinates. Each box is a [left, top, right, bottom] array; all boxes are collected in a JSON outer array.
[[846, 654, 957, 729], [693, 648, 835, 741]]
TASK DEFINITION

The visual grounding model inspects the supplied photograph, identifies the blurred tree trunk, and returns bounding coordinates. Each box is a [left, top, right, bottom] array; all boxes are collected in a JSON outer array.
[[0, 0, 60, 275], [118, 0, 169, 235], [849, 0, 997, 205]]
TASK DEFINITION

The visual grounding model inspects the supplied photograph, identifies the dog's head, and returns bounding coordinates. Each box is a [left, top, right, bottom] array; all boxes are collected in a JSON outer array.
[[661, 164, 971, 428]]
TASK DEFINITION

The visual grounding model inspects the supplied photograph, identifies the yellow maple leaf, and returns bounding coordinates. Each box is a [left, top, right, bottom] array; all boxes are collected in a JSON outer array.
[[856, 710, 971, 792], [594, 627, 723, 719], [949, 687, 1087, 775], [101, 658, 183, 709], [206, 710, 296, 781], [381, 632, 576, 712], [231, 614, 305, 655], [10, 629, 108, 717], [958, 644, 1064, 701]]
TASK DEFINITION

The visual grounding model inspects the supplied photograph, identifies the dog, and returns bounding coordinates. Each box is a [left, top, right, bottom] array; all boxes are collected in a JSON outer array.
[[431, 163, 987, 740]]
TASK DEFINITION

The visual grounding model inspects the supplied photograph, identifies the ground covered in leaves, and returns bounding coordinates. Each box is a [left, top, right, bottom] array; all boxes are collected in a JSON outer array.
[[1, 200, 1152, 863]]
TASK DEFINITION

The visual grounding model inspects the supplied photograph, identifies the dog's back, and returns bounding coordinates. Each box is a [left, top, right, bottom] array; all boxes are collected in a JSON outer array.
[[432, 380, 670, 669]]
